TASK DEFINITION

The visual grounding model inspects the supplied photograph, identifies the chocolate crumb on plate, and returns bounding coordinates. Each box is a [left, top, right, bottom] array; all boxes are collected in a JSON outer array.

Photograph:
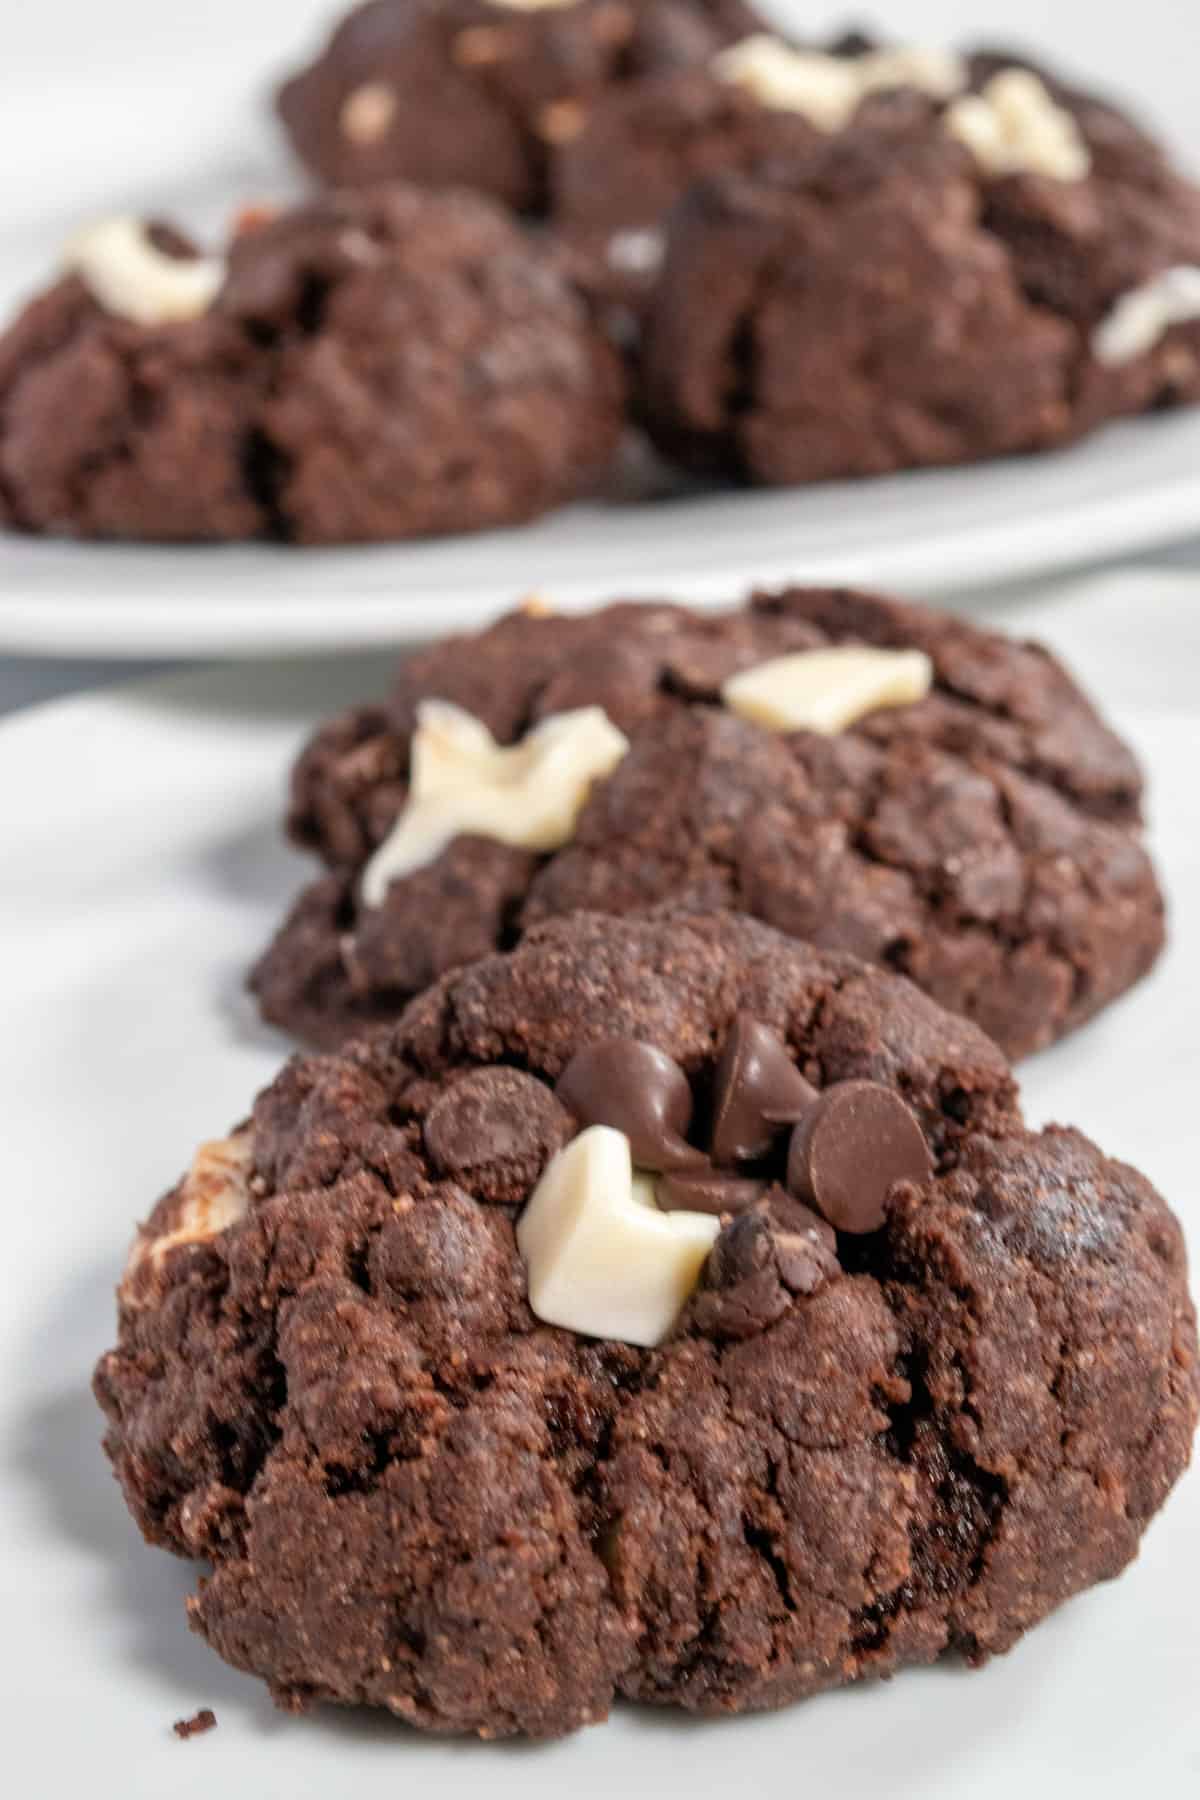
[[172, 1709, 217, 1740]]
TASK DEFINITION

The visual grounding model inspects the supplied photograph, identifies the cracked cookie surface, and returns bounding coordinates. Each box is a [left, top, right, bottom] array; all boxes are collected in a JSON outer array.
[[639, 50, 1200, 481], [0, 186, 622, 544], [251, 586, 1164, 1059], [97, 911, 1199, 1737], [276, 0, 764, 213]]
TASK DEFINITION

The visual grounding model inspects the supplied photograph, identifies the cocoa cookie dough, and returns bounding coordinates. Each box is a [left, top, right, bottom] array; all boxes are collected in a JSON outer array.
[[0, 186, 622, 544], [250, 586, 1165, 1060], [639, 47, 1200, 482], [277, 0, 763, 214], [96, 911, 1200, 1737]]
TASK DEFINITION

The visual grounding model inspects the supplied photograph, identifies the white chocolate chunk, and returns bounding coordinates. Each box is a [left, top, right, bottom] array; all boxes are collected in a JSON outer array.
[[607, 228, 666, 276], [361, 701, 629, 907], [63, 216, 224, 326], [517, 1127, 720, 1347], [712, 35, 966, 131], [340, 81, 397, 145], [1093, 266, 1200, 367], [124, 1131, 254, 1293], [945, 70, 1091, 183], [713, 37, 861, 129], [722, 646, 934, 735], [854, 45, 966, 102]]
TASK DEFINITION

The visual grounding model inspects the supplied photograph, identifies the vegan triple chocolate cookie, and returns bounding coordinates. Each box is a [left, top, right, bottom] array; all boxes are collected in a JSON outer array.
[[0, 186, 622, 544], [276, 0, 763, 214], [95, 910, 1200, 1737], [250, 586, 1165, 1060], [638, 43, 1200, 481]]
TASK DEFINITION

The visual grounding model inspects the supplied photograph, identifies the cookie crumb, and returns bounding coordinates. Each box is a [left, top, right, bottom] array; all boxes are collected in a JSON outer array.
[[172, 1709, 217, 1740]]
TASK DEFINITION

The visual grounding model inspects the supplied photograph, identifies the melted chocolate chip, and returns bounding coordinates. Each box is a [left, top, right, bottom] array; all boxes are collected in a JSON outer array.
[[710, 1013, 818, 1165], [787, 1080, 933, 1234], [555, 1039, 704, 1173], [689, 1210, 839, 1340], [657, 1170, 765, 1216], [705, 1210, 777, 1289]]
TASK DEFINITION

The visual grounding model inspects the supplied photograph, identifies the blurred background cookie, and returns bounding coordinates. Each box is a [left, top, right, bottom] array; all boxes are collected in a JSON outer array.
[[0, 186, 623, 543]]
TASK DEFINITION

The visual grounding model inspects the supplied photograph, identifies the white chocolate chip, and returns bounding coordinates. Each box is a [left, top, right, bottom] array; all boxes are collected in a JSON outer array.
[[712, 37, 862, 129], [361, 701, 629, 906], [607, 228, 665, 276], [517, 1126, 720, 1347], [123, 1131, 254, 1295], [711, 35, 966, 131], [340, 81, 398, 145], [722, 646, 934, 735], [854, 45, 967, 102], [1093, 266, 1200, 367], [63, 217, 224, 326], [945, 69, 1091, 183]]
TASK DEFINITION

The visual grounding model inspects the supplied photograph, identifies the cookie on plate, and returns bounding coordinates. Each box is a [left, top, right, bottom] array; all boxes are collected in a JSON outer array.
[[638, 42, 1200, 481], [0, 187, 622, 544], [96, 909, 1200, 1737], [276, 0, 763, 214], [250, 586, 1165, 1060]]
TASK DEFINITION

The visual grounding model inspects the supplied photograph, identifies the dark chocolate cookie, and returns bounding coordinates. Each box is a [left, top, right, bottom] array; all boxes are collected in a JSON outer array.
[[250, 587, 1165, 1060], [639, 49, 1200, 481], [0, 187, 622, 544], [96, 910, 1200, 1737], [276, 0, 763, 213], [548, 64, 817, 238]]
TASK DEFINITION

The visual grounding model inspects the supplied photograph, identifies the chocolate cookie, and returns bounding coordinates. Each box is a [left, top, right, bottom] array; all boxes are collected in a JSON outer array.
[[276, 0, 763, 214], [548, 64, 817, 238], [0, 187, 622, 544], [639, 46, 1200, 481], [96, 910, 1200, 1737], [250, 586, 1165, 1060]]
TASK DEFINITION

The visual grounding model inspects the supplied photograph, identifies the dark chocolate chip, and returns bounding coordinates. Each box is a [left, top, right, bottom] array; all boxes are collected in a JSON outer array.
[[422, 1068, 572, 1201], [555, 1039, 704, 1172], [710, 1013, 818, 1165], [689, 1210, 837, 1341], [705, 1209, 774, 1288], [657, 1170, 765, 1215], [787, 1080, 933, 1234], [756, 1184, 838, 1252], [146, 219, 202, 261], [773, 1230, 840, 1295]]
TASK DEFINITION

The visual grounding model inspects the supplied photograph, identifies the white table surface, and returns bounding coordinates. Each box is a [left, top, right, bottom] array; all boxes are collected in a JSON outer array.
[[2, 538, 1196, 719]]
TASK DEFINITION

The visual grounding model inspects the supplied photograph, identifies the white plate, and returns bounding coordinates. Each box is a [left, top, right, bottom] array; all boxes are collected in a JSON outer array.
[[1, 567, 1198, 1796], [3, 1, 1200, 658]]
